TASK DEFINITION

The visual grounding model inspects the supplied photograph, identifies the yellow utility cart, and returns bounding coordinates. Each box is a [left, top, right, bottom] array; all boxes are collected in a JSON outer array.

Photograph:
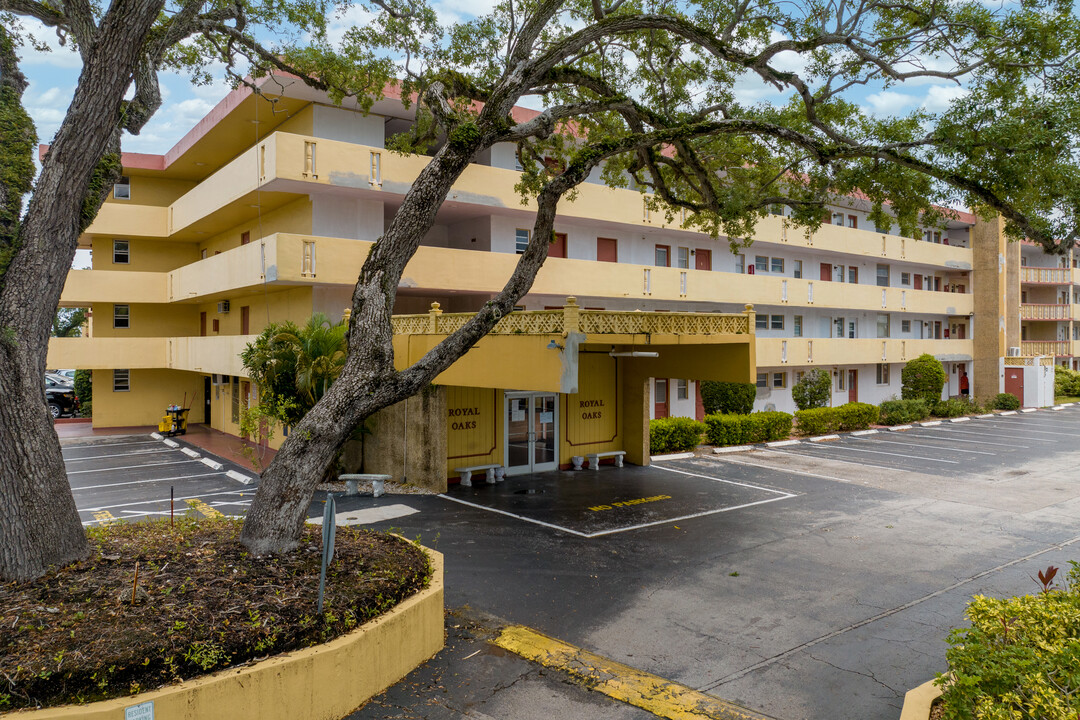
[[158, 406, 190, 437]]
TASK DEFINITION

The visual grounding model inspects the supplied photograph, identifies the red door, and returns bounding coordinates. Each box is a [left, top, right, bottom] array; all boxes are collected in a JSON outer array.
[[200, 311, 207, 337], [820, 263, 832, 281], [913, 274, 923, 290], [695, 249, 712, 271], [1004, 369, 1024, 405], [848, 369, 858, 403], [550, 232, 567, 258], [654, 379, 669, 419], [597, 237, 617, 262]]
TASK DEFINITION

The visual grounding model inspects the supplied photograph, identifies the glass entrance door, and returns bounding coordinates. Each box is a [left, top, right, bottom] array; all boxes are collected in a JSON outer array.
[[505, 393, 559, 476]]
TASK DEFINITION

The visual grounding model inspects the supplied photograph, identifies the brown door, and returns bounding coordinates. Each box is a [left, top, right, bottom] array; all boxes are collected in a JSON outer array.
[[820, 263, 832, 281], [1004, 369, 1024, 405], [848, 369, 858, 403], [913, 274, 923, 290], [695, 249, 712, 271], [200, 311, 207, 337], [240, 231, 250, 245], [240, 306, 250, 335], [654, 379, 669, 419], [550, 232, 567, 259], [655, 245, 671, 267], [848, 266, 858, 284], [597, 237, 617, 262]]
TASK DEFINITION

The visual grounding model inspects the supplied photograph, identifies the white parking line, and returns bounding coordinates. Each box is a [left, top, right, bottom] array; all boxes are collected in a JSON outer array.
[[586, 497, 794, 538], [437, 495, 590, 537], [920, 426, 1053, 442], [709, 455, 851, 482], [762, 448, 910, 472], [854, 436, 996, 455], [70, 471, 223, 492], [64, 449, 176, 462], [966, 420, 1080, 437], [62, 440, 163, 452], [904, 429, 1029, 448], [78, 489, 250, 513], [796, 442, 960, 464], [652, 464, 795, 497], [66, 459, 201, 475]]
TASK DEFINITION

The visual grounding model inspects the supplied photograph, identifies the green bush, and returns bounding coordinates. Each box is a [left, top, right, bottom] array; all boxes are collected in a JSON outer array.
[[703, 411, 793, 446], [931, 397, 983, 418], [74, 369, 92, 418], [791, 368, 831, 410], [1054, 366, 1080, 397], [901, 354, 947, 405], [878, 398, 929, 425], [938, 563, 1080, 720], [699, 381, 756, 415], [649, 417, 705, 454], [795, 402, 878, 435], [992, 392, 1021, 411]]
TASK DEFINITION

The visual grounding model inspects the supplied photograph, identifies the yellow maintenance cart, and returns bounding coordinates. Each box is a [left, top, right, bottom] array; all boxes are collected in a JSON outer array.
[[158, 406, 190, 437]]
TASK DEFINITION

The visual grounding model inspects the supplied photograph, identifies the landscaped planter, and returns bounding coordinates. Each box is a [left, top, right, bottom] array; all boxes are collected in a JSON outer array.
[[6, 549, 444, 720], [900, 678, 943, 720]]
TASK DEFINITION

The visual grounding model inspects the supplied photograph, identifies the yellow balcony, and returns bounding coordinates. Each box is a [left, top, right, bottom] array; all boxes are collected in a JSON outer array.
[[755, 338, 973, 367], [47, 335, 255, 376], [85, 203, 170, 238], [1021, 303, 1071, 320], [60, 270, 167, 306], [1022, 340, 1071, 356], [1021, 267, 1070, 284]]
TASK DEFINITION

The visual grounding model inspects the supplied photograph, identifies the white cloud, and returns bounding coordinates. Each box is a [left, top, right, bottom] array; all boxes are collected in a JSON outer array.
[[865, 90, 918, 116], [14, 19, 82, 69], [920, 85, 968, 113]]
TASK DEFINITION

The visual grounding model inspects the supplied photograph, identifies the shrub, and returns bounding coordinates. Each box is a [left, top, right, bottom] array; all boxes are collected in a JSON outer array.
[[931, 397, 983, 418], [992, 392, 1021, 411], [791, 368, 831, 410], [649, 417, 705, 454], [901, 354, 947, 405], [73, 369, 92, 417], [1054, 366, 1080, 397], [700, 381, 756, 415], [703, 411, 793, 446], [938, 563, 1080, 720], [795, 402, 878, 435], [878, 398, 929, 425]]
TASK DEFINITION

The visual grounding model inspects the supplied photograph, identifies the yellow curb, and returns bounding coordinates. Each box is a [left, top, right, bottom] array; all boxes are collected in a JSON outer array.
[[494, 625, 776, 720], [900, 678, 943, 720]]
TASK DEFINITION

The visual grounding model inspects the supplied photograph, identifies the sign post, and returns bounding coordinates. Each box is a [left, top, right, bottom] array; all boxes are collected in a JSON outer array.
[[317, 494, 336, 613]]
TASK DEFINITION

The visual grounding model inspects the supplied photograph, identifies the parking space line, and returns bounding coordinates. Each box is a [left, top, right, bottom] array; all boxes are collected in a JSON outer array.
[[70, 471, 223, 492], [709, 455, 851, 483], [66, 459, 201, 475], [920, 426, 1054, 442], [853, 436, 996, 455], [437, 495, 591, 537], [762, 449, 909, 472], [64, 449, 176, 462], [953, 420, 1078, 438], [795, 443, 959, 464], [78, 489, 250, 513], [586, 496, 795, 538], [651, 464, 795, 497], [903, 429, 1029, 448], [62, 440, 162, 452]]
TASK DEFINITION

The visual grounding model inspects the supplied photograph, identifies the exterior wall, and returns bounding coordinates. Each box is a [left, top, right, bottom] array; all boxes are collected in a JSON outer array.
[[311, 196, 383, 240], [91, 237, 199, 272], [313, 104, 384, 147], [365, 387, 449, 491], [199, 197, 313, 257], [93, 302, 198, 338], [92, 368, 201, 427], [562, 353, 623, 462], [973, 216, 1007, 397], [444, 386, 500, 479]]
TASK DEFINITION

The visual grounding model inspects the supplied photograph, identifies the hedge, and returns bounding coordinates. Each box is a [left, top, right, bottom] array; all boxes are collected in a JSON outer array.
[[794, 402, 879, 435], [703, 411, 792, 447], [878, 398, 929, 426], [938, 563, 1080, 720], [1054, 366, 1080, 397], [649, 417, 705, 454], [931, 397, 983, 418], [991, 392, 1021, 411], [700, 381, 756, 415]]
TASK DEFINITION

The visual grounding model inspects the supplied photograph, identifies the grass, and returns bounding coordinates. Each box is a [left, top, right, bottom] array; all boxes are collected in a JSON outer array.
[[1055, 396, 1080, 404]]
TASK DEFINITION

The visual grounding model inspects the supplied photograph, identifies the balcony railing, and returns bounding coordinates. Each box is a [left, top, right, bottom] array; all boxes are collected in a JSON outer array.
[[1020, 303, 1070, 320], [1021, 267, 1070, 284], [1021, 340, 1071, 356], [390, 297, 753, 337]]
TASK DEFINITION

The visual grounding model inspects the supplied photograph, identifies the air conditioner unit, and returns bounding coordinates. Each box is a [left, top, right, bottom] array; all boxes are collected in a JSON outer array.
[[211, 374, 221, 385], [217, 300, 230, 314], [1008, 346, 1021, 357]]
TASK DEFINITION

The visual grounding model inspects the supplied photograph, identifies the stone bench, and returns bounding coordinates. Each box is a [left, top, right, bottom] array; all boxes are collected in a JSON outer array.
[[454, 464, 503, 487], [584, 451, 626, 470], [339, 473, 393, 498]]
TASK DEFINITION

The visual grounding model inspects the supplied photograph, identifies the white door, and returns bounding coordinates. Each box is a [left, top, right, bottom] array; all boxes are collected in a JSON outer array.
[[504, 392, 559, 476]]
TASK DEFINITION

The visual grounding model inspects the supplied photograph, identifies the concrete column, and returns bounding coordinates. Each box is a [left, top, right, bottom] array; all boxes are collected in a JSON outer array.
[[621, 376, 650, 467], [363, 386, 449, 492], [972, 215, 1018, 399]]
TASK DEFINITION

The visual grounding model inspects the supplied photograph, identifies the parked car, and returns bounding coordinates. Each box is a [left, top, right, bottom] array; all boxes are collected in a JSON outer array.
[[50, 369, 76, 381], [44, 375, 79, 419]]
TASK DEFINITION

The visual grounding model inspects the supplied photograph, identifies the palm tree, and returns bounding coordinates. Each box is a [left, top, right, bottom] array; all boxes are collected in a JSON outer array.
[[270, 313, 347, 407], [51, 308, 87, 337]]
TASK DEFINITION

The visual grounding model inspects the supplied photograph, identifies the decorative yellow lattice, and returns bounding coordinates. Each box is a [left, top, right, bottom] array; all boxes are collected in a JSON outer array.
[[578, 311, 748, 335]]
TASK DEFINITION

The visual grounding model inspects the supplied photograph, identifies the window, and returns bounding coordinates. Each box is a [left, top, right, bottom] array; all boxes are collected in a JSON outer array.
[[837, 370, 846, 391], [848, 319, 858, 339], [755, 255, 768, 272], [833, 317, 844, 338], [793, 260, 802, 279], [770, 257, 784, 273], [847, 215, 858, 229], [677, 247, 690, 269], [794, 370, 806, 384], [735, 254, 745, 273], [901, 272, 911, 286], [876, 264, 890, 287], [924, 229, 942, 243], [901, 319, 911, 333], [113, 304, 130, 329], [770, 314, 784, 330], [515, 228, 531, 254], [832, 212, 845, 225], [847, 266, 858, 284], [113, 176, 130, 200], [654, 379, 668, 403], [231, 376, 240, 424], [112, 239, 129, 264], [793, 315, 803, 337], [876, 363, 890, 385], [756, 372, 768, 388], [655, 244, 670, 267], [773, 372, 786, 389], [876, 313, 890, 338], [113, 369, 130, 392], [676, 379, 689, 401], [756, 315, 768, 330]]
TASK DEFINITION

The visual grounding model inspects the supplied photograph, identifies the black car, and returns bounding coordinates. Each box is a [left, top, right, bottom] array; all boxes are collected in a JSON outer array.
[[45, 375, 79, 419]]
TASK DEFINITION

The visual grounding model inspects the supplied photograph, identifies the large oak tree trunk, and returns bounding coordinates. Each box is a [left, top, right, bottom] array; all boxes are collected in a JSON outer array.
[[0, 0, 166, 582]]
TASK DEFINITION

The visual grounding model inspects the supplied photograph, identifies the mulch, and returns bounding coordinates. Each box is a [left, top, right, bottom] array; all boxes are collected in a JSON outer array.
[[0, 517, 431, 711]]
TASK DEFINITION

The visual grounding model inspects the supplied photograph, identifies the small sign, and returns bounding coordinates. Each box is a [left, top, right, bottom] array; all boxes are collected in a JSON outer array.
[[125, 701, 154, 720], [539, 412, 554, 424]]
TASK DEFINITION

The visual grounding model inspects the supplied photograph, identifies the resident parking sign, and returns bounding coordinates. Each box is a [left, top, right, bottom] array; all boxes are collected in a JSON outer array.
[[125, 701, 154, 720]]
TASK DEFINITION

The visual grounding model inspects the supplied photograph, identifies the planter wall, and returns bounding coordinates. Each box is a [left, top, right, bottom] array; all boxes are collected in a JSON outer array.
[[900, 678, 943, 720]]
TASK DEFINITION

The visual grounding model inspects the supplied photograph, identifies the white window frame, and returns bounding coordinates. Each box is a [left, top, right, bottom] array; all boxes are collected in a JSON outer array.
[[772, 372, 786, 389], [515, 228, 531, 254], [676, 379, 689, 401], [676, 247, 690, 269], [876, 363, 890, 385], [770, 314, 784, 330], [876, 313, 890, 339], [793, 315, 803, 337], [113, 176, 130, 200], [755, 255, 768, 272], [793, 260, 802, 279], [113, 369, 130, 392], [755, 315, 768, 330], [112, 239, 129, 264], [113, 304, 130, 329], [770, 257, 785, 273], [756, 372, 768, 388]]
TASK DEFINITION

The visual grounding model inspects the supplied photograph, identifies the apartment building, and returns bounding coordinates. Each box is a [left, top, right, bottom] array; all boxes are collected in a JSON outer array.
[[1019, 242, 1080, 369], [49, 75, 993, 488]]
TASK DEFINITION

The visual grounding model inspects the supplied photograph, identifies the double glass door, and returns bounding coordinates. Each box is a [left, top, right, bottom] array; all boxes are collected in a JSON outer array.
[[505, 393, 558, 476]]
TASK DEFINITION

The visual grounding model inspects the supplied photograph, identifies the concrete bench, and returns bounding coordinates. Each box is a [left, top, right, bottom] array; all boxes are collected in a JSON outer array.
[[339, 473, 392, 498], [584, 451, 626, 470], [454, 463, 503, 487]]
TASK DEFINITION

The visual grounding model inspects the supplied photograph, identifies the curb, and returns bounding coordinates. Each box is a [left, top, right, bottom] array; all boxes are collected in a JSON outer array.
[[650, 452, 696, 462], [713, 445, 754, 454]]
